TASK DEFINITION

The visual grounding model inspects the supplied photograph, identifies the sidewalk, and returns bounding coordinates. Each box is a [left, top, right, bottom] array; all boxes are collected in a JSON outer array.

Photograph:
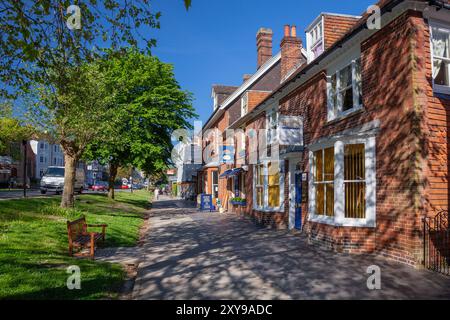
[[131, 197, 450, 300]]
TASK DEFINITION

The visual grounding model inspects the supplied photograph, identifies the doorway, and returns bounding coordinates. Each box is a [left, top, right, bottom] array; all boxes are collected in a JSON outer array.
[[294, 172, 302, 230]]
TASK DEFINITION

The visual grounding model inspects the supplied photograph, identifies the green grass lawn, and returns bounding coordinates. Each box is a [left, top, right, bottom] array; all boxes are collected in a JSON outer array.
[[0, 190, 150, 300]]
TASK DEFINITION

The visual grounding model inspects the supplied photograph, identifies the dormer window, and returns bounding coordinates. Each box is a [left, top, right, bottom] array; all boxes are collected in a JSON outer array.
[[241, 92, 248, 116], [311, 22, 322, 46], [306, 18, 324, 62], [213, 94, 218, 110]]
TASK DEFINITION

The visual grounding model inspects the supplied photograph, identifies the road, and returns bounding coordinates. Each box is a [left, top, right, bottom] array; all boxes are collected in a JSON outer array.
[[0, 188, 130, 200]]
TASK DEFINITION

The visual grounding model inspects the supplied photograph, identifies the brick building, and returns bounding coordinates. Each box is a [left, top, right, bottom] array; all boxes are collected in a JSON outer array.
[[197, 28, 307, 210], [198, 0, 450, 267]]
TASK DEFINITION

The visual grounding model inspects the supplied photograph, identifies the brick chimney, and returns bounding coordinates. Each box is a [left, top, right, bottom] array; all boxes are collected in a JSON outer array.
[[280, 25, 303, 81], [243, 74, 253, 83], [256, 28, 273, 69]]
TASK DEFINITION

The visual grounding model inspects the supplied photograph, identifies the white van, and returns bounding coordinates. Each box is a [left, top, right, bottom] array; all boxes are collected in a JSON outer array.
[[40, 166, 85, 195]]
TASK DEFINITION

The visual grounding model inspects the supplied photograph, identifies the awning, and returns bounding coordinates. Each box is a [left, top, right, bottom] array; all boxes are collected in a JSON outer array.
[[219, 168, 244, 179], [219, 169, 233, 179], [230, 168, 243, 176]]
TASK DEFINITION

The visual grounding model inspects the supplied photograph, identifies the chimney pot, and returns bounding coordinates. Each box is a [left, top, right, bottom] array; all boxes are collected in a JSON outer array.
[[291, 25, 297, 37], [284, 25, 290, 37]]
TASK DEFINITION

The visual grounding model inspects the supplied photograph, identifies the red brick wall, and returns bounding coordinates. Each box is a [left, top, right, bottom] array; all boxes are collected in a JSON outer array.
[[277, 10, 431, 266], [323, 15, 360, 50], [248, 91, 271, 113], [414, 15, 450, 216]]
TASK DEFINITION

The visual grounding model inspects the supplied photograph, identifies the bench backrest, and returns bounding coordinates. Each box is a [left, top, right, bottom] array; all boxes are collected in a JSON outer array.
[[67, 216, 87, 240]]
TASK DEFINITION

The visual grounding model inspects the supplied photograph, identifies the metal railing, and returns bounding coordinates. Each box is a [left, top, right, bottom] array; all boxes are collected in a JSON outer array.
[[423, 210, 450, 276]]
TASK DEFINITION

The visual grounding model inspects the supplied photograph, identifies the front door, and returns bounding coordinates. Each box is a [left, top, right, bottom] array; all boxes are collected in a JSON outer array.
[[294, 172, 302, 230]]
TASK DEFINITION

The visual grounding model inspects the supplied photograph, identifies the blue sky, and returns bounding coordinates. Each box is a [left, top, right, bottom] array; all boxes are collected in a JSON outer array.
[[147, 0, 375, 123]]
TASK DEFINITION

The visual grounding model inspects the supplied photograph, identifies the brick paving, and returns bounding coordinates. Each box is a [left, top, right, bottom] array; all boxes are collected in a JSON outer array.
[[103, 196, 450, 300]]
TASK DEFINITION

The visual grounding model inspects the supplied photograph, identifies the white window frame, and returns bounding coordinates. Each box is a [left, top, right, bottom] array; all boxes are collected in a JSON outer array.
[[254, 164, 264, 209], [239, 173, 246, 199], [241, 92, 248, 117], [212, 171, 219, 200], [266, 107, 279, 146], [306, 17, 324, 63], [430, 20, 450, 95], [252, 160, 285, 212], [312, 147, 335, 217], [308, 136, 376, 228], [327, 58, 363, 121], [213, 93, 218, 110]]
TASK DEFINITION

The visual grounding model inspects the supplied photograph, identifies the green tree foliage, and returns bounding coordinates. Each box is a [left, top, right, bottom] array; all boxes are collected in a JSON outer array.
[[0, 0, 192, 207], [0, 103, 34, 158], [84, 49, 196, 199]]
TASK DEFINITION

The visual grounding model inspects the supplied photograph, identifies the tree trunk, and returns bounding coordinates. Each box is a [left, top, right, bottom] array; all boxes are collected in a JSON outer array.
[[108, 163, 118, 200], [61, 153, 77, 208]]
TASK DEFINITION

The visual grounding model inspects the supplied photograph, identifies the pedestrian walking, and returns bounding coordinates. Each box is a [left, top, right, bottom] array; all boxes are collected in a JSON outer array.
[[154, 187, 160, 200]]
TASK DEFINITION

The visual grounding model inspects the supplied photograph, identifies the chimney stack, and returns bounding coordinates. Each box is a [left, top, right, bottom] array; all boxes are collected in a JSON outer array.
[[280, 24, 303, 81], [256, 28, 273, 69], [243, 74, 253, 83]]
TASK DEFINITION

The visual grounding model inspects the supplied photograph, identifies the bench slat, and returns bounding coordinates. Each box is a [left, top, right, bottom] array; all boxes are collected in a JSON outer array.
[[67, 215, 107, 258]]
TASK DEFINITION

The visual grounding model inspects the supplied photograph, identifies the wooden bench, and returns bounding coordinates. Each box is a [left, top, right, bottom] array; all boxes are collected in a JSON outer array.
[[67, 216, 108, 259]]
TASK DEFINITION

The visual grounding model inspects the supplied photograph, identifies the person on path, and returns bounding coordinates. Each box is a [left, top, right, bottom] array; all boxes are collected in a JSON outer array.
[[154, 187, 160, 201]]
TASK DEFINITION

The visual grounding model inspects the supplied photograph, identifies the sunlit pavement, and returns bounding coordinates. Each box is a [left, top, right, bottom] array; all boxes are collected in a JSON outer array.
[[132, 196, 450, 300]]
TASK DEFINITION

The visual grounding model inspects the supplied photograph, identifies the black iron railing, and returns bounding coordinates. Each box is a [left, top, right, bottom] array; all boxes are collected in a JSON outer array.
[[423, 210, 450, 276]]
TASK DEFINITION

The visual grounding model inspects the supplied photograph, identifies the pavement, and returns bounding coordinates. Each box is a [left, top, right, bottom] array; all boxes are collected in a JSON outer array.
[[105, 195, 450, 300]]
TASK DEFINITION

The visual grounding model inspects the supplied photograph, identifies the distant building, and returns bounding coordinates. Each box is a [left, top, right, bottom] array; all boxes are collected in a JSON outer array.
[[30, 140, 64, 179], [174, 142, 202, 200], [86, 161, 107, 186], [0, 141, 36, 187]]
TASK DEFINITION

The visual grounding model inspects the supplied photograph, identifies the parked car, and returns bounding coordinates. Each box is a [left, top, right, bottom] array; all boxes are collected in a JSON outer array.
[[40, 166, 85, 195], [91, 181, 108, 192], [120, 184, 129, 189], [132, 183, 143, 190]]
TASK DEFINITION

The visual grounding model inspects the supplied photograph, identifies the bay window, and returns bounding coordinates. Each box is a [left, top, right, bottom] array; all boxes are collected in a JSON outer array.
[[268, 162, 280, 208], [255, 164, 264, 207], [431, 23, 450, 94], [309, 136, 376, 227], [344, 144, 365, 218], [253, 161, 284, 211], [327, 58, 362, 120], [313, 147, 334, 217]]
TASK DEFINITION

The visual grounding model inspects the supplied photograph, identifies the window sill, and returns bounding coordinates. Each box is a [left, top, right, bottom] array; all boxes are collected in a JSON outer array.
[[253, 206, 284, 213], [308, 214, 375, 228], [326, 106, 364, 125], [433, 86, 450, 100]]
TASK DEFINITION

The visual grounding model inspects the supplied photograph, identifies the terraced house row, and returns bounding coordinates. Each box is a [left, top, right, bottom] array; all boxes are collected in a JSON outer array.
[[182, 0, 450, 268]]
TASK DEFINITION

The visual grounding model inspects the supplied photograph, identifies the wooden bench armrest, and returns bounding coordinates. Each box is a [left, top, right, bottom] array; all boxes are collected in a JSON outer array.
[[87, 224, 108, 228]]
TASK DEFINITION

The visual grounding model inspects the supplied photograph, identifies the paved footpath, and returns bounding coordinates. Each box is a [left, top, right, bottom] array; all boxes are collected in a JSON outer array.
[[132, 196, 450, 300]]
